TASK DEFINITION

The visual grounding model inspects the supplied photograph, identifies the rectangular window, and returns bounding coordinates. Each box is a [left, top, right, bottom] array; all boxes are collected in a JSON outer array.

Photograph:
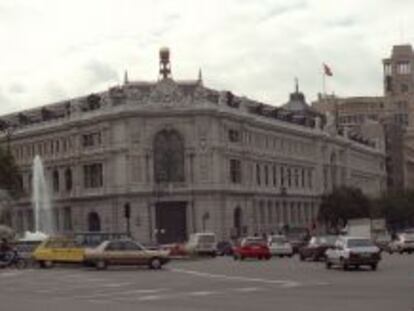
[[228, 129, 240, 143], [384, 63, 392, 76], [280, 166, 285, 186], [256, 164, 261, 185], [397, 61, 411, 74], [294, 168, 299, 187], [308, 169, 313, 189], [287, 168, 292, 188], [301, 169, 305, 188], [83, 163, 103, 188], [63, 207, 72, 231], [264, 165, 269, 186], [82, 132, 102, 147], [273, 165, 277, 187], [229, 159, 242, 184]]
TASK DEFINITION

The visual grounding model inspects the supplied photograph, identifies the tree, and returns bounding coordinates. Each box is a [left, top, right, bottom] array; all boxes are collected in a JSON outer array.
[[372, 191, 414, 232], [318, 186, 371, 232], [0, 147, 22, 199], [0, 147, 22, 226]]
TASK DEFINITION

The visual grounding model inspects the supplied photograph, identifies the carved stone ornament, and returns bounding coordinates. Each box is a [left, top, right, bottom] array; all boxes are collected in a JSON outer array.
[[192, 84, 210, 102], [125, 86, 143, 100], [149, 78, 185, 104]]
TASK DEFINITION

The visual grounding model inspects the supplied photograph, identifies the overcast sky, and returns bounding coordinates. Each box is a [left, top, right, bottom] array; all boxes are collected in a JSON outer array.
[[1, 0, 413, 114]]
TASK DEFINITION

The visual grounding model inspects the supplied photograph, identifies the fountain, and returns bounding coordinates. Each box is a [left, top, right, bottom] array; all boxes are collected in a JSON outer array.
[[25, 155, 53, 239]]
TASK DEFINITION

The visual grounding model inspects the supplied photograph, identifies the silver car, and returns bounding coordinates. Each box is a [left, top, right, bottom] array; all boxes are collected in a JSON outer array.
[[325, 236, 381, 271]]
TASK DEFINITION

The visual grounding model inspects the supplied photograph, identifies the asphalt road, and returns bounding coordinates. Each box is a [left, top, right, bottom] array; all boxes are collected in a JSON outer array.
[[0, 253, 413, 311]]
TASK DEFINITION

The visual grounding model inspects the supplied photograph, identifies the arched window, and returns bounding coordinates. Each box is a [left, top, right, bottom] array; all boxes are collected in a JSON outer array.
[[87, 212, 101, 232], [53, 170, 59, 193], [65, 168, 72, 191], [153, 129, 185, 183]]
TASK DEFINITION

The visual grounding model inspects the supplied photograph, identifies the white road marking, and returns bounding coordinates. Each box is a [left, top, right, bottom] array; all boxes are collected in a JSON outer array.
[[101, 282, 132, 288], [0, 271, 24, 278], [73, 288, 168, 299], [232, 287, 262, 292], [187, 291, 217, 296], [139, 295, 163, 301], [170, 268, 301, 288]]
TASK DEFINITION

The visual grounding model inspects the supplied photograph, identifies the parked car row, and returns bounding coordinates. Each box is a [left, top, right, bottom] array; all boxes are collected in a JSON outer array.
[[388, 232, 414, 254], [31, 237, 171, 270], [4, 229, 400, 272]]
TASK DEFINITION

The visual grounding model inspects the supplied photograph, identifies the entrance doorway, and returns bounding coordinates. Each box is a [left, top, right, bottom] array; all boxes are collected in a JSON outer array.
[[155, 201, 187, 244]]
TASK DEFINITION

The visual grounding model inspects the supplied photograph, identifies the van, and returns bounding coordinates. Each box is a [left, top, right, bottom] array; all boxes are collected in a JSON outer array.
[[185, 232, 217, 257]]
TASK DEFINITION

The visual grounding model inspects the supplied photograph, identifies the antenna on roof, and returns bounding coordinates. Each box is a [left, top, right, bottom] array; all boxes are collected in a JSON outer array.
[[124, 70, 129, 85], [294, 77, 299, 93], [198, 68, 203, 85]]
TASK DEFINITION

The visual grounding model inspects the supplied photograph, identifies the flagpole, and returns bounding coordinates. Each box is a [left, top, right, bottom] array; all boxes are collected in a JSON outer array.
[[322, 66, 326, 97]]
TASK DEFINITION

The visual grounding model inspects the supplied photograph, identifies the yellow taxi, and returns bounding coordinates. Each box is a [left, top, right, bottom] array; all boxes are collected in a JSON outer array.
[[33, 237, 85, 268]]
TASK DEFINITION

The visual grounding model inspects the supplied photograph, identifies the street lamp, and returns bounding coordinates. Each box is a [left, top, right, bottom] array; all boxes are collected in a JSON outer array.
[[124, 203, 131, 237]]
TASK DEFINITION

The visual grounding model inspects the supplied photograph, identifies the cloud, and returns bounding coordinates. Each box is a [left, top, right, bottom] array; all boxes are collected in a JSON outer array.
[[0, 0, 414, 115], [8, 83, 26, 94], [84, 60, 119, 85]]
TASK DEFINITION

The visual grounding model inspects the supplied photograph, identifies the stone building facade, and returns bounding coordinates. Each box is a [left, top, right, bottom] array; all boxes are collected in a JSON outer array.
[[0, 50, 386, 243]]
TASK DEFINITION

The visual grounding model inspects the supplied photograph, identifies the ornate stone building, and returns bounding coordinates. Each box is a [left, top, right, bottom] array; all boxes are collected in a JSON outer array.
[[0, 49, 386, 243]]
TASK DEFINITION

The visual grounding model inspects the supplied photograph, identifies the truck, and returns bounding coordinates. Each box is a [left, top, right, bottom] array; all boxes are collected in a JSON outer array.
[[345, 218, 391, 250]]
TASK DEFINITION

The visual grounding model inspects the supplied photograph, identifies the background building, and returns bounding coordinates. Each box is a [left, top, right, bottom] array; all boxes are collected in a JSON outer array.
[[313, 44, 414, 191], [0, 49, 386, 243]]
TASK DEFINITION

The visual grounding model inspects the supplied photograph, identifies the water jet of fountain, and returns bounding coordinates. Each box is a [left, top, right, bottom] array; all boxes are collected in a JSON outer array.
[[31, 155, 54, 235]]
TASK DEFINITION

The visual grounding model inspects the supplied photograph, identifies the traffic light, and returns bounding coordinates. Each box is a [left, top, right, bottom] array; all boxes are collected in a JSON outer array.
[[124, 203, 130, 219]]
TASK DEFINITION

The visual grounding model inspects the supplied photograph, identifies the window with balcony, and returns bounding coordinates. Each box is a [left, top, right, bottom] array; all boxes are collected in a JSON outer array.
[[83, 163, 103, 188], [229, 159, 242, 184], [82, 132, 102, 148]]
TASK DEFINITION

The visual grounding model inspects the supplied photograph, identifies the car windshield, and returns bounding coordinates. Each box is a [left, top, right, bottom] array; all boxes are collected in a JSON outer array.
[[319, 236, 337, 245], [198, 235, 215, 243], [347, 239, 374, 247], [401, 234, 414, 241], [243, 238, 266, 246], [271, 237, 287, 244]]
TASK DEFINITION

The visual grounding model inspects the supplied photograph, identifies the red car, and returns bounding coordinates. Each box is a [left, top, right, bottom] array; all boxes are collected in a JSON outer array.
[[233, 237, 271, 260]]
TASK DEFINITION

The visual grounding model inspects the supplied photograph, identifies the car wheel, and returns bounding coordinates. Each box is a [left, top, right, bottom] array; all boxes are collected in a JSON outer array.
[[44, 260, 54, 269], [149, 258, 162, 270], [371, 263, 378, 271], [299, 254, 305, 261], [265, 255, 271, 260], [15, 259, 27, 269], [355, 265, 360, 270], [233, 255, 238, 261], [326, 261, 332, 269], [240, 255, 245, 261], [287, 254, 293, 258], [95, 260, 107, 270]]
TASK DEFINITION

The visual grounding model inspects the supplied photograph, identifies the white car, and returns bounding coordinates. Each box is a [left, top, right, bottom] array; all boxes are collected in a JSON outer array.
[[267, 235, 293, 257], [185, 232, 217, 257], [388, 233, 414, 254], [325, 236, 381, 271]]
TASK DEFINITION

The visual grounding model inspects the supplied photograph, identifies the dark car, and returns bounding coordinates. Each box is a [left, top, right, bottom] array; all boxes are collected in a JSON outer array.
[[216, 241, 234, 256], [299, 235, 337, 261], [233, 237, 271, 260], [283, 228, 310, 254]]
